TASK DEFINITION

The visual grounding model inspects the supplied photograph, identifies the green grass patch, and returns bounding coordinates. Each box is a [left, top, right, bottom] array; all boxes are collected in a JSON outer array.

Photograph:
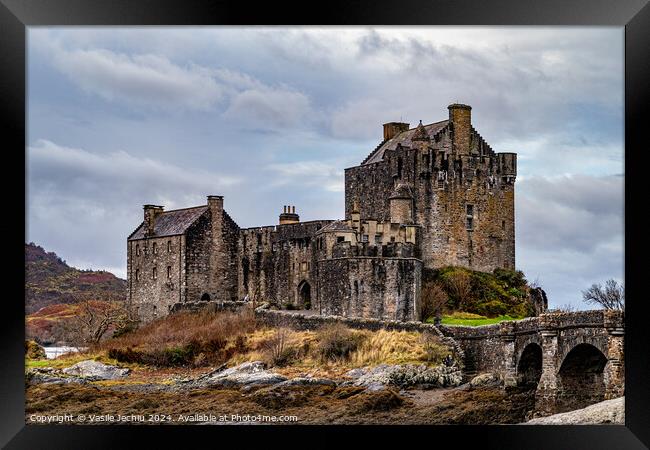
[[429, 314, 521, 326]]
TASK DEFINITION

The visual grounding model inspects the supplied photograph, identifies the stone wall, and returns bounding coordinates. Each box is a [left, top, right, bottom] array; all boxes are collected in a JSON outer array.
[[317, 257, 421, 321], [127, 234, 185, 322], [237, 221, 333, 307]]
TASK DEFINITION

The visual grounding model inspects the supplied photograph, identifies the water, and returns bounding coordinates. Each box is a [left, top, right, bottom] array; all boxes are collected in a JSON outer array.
[[43, 346, 84, 359]]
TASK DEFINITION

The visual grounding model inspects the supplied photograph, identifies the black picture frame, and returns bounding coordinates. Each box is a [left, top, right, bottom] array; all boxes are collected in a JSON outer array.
[[2, 0, 648, 448]]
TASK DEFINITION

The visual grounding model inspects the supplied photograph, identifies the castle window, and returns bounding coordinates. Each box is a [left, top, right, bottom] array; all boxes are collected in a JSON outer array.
[[466, 204, 474, 230], [135, 269, 140, 282], [167, 266, 172, 279], [152, 267, 157, 280], [375, 235, 382, 244], [167, 240, 172, 252], [153, 242, 157, 255], [502, 220, 506, 230], [136, 244, 140, 256], [337, 236, 345, 243], [397, 157, 403, 179], [362, 235, 369, 243]]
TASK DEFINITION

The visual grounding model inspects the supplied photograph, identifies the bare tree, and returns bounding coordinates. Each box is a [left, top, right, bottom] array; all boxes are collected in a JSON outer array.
[[550, 303, 577, 313], [445, 271, 473, 311], [62, 300, 137, 346], [581, 279, 624, 311], [420, 281, 448, 322]]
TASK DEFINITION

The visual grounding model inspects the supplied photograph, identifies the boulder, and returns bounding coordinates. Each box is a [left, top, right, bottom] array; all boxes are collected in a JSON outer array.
[[188, 361, 287, 388], [62, 360, 130, 380], [525, 397, 624, 425], [26, 368, 89, 385], [469, 372, 501, 388], [346, 364, 463, 390]]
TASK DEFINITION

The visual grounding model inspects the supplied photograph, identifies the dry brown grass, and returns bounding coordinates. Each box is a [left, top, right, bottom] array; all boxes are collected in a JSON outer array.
[[350, 329, 449, 367], [96, 310, 257, 367], [99, 309, 256, 352]]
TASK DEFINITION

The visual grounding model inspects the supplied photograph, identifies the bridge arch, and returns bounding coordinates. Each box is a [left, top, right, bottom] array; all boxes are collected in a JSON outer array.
[[516, 343, 542, 387], [555, 343, 608, 413]]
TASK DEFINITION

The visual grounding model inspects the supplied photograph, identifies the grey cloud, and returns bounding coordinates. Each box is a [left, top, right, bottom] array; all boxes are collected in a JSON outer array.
[[51, 48, 224, 111], [266, 160, 348, 193], [516, 174, 623, 308], [27, 139, 246, 273], [224, 87, 312, 129]]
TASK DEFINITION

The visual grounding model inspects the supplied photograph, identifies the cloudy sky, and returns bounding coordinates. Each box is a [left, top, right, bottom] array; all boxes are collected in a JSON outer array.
[[26, 27, 624, 309]]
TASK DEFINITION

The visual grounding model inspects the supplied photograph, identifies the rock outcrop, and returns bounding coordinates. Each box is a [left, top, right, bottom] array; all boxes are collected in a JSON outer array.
[[344, 364, 463, 390], [62, 360, 130, 380], [525, 397, 624, 425]]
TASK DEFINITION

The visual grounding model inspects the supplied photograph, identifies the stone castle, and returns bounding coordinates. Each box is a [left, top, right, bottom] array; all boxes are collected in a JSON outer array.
[[127, 104, 517, 323]]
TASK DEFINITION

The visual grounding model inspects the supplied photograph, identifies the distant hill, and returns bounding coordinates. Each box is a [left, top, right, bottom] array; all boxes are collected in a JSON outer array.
[[25, 242, 126, 314]]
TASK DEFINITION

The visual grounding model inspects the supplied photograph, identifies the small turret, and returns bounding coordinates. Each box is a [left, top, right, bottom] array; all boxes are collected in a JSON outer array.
[[389, 183, 414, 224]]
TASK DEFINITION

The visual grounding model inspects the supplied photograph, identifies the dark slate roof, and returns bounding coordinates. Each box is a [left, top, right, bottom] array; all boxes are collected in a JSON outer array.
[[363, 119, 448, 165], [128, 206, 208, 240], [317, 220, 353, 233]]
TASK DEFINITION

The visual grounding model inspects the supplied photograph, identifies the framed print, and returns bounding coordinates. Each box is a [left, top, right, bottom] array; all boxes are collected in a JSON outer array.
[[2, 0, 649, 448]]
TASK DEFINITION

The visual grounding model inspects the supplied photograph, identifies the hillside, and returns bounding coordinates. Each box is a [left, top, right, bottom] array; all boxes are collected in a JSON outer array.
[[25, 242, 126, 314]]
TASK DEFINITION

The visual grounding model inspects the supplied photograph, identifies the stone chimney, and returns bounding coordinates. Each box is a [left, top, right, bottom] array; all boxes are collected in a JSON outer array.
[[207, 195, 223, 212], [383, 122, 410, 141], [448, 103, 472, 155], [143, 204, 164, 237], [279, 205, 300, 225]]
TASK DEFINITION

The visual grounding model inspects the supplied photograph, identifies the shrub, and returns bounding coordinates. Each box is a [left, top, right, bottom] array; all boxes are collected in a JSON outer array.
[[25, 340, 47, 360], [316, 323, 364, 361], [443, 269, 473, 311], [262, 328, 299, 367], [493, 268, 527, 289], [420, 282, 447, 322], [102, 310, 256, 367], [476, 300, 509, 318]]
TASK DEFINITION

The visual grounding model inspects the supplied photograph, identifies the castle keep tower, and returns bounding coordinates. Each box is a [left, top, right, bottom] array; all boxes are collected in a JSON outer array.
[[345, 103, 516, 272]]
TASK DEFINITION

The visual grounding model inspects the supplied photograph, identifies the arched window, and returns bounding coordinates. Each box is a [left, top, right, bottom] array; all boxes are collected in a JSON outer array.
[[167, 240, 172, 252], [167, 266, 172, 279], [152, 267, 157, 280], [153, 242, 157, 255], [135, 269, 140, 281], [136, 244, 140, 256]]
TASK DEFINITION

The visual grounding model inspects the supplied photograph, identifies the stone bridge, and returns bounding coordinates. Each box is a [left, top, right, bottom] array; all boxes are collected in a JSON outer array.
[[439, 310, 624, 415]]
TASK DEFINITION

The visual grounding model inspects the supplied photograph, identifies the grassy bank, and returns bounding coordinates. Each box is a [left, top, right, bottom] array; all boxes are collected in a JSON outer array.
[[426, 312, 521, 327]]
